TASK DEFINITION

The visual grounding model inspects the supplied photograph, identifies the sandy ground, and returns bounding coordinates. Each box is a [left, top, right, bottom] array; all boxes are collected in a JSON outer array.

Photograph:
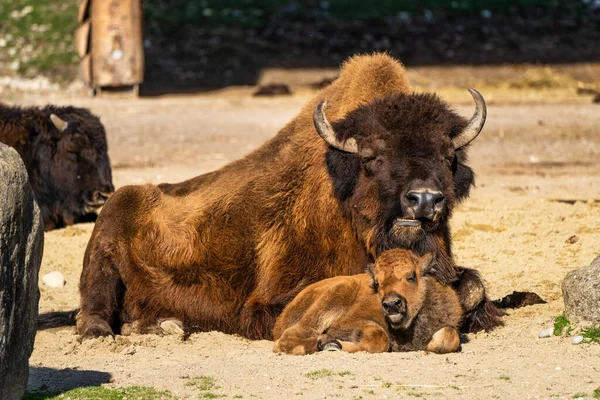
[[9, 80, 600, 399]]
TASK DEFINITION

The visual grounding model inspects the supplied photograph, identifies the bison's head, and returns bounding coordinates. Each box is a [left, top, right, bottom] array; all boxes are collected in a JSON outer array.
[[317, 89, 486, 256], [368, 249, 433, 330], [32, 108, 114, 230]]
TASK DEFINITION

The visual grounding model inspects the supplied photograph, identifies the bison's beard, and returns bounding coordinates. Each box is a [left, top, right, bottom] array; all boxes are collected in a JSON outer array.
[[373, 215, 444, 256]]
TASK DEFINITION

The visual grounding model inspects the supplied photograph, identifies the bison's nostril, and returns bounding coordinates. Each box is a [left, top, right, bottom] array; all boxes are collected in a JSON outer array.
[[406, 193, 420, 204]]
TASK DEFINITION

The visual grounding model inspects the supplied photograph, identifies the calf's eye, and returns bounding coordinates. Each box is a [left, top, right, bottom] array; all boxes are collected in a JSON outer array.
[[407, 272, 416, 283]]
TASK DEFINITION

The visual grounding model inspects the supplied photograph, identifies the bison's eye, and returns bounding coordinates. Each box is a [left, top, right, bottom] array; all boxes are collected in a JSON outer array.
[[361, 156, 383, 173], [407, 272, 417, 283]]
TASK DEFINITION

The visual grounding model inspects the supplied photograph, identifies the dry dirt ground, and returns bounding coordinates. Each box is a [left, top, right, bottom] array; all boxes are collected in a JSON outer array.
[[6, 72, 600, 399]]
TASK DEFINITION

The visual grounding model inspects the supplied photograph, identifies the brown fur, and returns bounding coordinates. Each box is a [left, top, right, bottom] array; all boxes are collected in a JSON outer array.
[[273, 249, 463, 355], [69, 53, 500, 341]]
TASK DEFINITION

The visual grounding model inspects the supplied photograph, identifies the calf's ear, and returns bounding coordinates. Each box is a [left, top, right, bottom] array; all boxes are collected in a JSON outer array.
[[365, 263, 379, 292]]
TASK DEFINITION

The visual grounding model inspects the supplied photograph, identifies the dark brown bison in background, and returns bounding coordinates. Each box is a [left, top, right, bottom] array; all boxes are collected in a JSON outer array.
[[0, 104, 114, 231], [273, 249, 463, 355], [48, 53, 502, 341]]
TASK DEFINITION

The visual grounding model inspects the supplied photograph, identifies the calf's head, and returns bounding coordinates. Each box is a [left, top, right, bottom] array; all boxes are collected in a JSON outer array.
[[368, 248, 433, 330], [33, 108, 114, 229], [317, 90, 486, 254]]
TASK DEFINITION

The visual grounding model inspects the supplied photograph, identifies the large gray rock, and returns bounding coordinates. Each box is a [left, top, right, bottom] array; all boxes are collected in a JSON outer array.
[[562, 255, 600, 324], [0, 143, 44, 400]]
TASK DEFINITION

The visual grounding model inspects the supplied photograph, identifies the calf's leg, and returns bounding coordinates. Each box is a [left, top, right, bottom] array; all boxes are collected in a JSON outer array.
[[319, 323, 389, 353], [273, 324, 319, 355], [425, 327, 460, 354]]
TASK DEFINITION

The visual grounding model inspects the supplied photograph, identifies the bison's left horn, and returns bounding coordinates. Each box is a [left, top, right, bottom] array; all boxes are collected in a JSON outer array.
[[452, 89, 487, 149], [50, 114, 69, 133], [313, 100, 358, 153]]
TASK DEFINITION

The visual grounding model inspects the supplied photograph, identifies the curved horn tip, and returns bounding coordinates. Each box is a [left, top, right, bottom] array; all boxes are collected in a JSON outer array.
[[313, 99, 358, 154], [50, 113, 69, 133], [452, 88, 487, 149]]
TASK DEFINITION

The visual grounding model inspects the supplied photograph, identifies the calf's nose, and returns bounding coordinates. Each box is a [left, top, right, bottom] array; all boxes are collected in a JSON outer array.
[[382, 295, 407, 314], [406, 191, 445, 220]]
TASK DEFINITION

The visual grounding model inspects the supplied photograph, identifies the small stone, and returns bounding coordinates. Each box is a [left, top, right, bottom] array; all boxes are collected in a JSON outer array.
[[571, 335, 584, 344], [565, 235, 579, 244], [160, 319, 185, 335], [121, 346, 136, 355], [42, 271, 65, 288], [538, 328, 552, 338]]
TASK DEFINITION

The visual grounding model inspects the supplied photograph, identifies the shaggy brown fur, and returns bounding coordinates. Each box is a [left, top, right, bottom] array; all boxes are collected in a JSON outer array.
[[0, 104, 113, 230], [56, 53, 501, 341], [273, 249, 463, 355]]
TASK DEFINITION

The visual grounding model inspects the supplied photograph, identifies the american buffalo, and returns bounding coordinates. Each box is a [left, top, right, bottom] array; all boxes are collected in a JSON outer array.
[[273, 248, 463, 355], [0, 104, 114, 231], [45, 53, 502, 340]]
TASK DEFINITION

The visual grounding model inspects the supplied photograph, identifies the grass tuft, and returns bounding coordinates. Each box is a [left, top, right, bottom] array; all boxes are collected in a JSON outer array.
[[186, 376, 217, 391], [303, 369, 352, 380], [581, 324, 600, 344], [553, 313, 573, 336]]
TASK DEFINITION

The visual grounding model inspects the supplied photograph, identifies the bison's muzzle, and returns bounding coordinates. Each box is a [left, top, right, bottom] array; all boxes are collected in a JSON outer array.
[[382, 293, 408, 327]]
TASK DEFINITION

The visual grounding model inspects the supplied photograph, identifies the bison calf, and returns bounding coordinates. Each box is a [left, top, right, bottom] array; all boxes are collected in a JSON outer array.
[[0, 104, 114, 230], [273, 249, 463, 355]]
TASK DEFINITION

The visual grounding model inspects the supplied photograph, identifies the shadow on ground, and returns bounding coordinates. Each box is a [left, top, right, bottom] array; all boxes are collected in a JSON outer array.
[[27, 367, 112, 393]]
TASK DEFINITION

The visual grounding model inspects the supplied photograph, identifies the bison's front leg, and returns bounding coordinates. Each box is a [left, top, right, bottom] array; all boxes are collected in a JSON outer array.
[[77, 241, 123, 340]]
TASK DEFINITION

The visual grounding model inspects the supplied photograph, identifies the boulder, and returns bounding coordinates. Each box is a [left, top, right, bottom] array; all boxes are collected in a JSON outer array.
[[562, 255, 600, 324], [0, 143, 44, 400]]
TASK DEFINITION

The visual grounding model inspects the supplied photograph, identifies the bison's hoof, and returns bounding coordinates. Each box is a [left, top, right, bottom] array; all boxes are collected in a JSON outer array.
[[160, 319, 185, 336], [79, 321, 114, 342], [318, 339, 342, 352]]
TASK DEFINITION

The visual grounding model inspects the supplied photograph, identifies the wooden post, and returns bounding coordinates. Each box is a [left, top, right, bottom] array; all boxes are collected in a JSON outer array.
[[75, 0, 144, 95]]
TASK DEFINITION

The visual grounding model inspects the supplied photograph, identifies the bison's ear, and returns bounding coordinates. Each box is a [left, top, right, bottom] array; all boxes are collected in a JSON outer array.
[[417, 253, 435, 276], [50, 114, 69, 133]]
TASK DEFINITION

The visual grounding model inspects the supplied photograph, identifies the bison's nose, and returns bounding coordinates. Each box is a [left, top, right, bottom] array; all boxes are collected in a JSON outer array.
[[92, 190, 112, 205], [406, 191, 445, 220], [382, 294, 407, 314]]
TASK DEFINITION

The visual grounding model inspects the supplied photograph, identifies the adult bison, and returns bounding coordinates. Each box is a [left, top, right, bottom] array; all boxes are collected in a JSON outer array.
[[71, 53, 501, 340], [0, 104, 114, 231]]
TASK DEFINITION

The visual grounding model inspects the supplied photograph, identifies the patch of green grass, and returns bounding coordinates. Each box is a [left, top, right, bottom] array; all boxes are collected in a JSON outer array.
[[303, 368, 352, 380], [363, 389, 375, 395], [382, 382, 392, 388], [554, 313, 573, 336], [0, 0, 78, 79], [186, 376, 217, 391], [304, 369, 333, 379], [200, 393, 224, 399], [573, 394, 587, 399], [449, 385, 461, 390], [499, 374, 511, 381], [581, 324, 600, 344], [593, 388, 600, 398], [23, 386, 175, 400]]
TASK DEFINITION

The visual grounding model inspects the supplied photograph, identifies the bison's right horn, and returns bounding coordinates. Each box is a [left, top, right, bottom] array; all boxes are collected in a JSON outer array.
[[313, 100, 358, 153], [452, 89, 487, 149], [50, 114, 69, 133]]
